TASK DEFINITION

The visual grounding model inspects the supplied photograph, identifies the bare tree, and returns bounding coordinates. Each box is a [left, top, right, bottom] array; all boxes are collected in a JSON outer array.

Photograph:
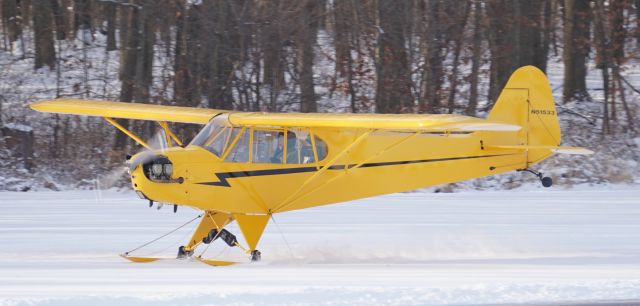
[[33, 0, 56, 70], [376, 0, 413, 113], [466, 0, 483, 116], [1, 0, 22, 44], [562, 0, 591, 103], [295, 0, 321, 113]]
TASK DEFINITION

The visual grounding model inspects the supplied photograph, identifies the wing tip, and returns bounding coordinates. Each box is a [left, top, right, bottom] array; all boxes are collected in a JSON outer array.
[[29, 100, 51, 111]]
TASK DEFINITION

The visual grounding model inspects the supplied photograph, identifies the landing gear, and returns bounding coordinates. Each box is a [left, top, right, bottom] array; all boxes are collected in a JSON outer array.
[[518, 169, 553, 188], [202, 229, 218, 244], [178, 228, 239, 259], [250, 250, 262, 262], [177, 245, 193, 259], [541, 176, 553, 187], [122, 211, 270, 265], [202, 228, 238, 247]]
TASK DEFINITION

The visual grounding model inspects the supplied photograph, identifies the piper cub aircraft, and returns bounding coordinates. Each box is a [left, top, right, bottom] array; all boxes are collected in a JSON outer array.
[[31, 66, 592, 266]]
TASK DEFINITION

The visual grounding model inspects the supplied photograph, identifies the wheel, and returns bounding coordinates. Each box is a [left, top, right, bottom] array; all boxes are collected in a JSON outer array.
[[250, 250, 261, 262], [177, 245, 193, 259], [541, 176, 553, 187], [202, 229, 218, 244]]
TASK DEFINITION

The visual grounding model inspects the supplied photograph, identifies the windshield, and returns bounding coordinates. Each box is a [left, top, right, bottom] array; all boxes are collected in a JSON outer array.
[[189, 115, 232, 156]]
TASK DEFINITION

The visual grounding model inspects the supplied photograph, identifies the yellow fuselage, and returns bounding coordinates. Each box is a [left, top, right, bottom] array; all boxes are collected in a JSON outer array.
[[130, 127, 538, 215]]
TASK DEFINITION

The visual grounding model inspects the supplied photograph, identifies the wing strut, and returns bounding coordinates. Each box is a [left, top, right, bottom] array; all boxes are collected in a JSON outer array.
[[158, 121, 183, 147], [104, 117, 151, 150]]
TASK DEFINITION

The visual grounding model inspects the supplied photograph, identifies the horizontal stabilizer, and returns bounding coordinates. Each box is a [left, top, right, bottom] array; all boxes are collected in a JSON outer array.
[[486, 145, 594, 155]]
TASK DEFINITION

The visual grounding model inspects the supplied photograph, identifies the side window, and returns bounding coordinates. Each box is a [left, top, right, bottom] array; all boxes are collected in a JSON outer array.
[[314, 136, 328, 161], [224, 128, 249, 163], [253, 130, 284, 164], [286, 131, 326, 164]]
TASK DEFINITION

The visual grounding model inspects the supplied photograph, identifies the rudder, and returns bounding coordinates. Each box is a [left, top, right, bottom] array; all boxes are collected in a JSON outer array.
[[488, 66, 561, 165]]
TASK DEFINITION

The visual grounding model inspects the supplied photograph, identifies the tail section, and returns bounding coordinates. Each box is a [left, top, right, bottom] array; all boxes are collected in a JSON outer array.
[[487, 66, 562, 164]]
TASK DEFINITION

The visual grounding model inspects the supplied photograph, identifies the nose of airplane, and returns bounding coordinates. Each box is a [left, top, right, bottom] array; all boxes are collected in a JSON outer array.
[[126, 149, 188, 204]]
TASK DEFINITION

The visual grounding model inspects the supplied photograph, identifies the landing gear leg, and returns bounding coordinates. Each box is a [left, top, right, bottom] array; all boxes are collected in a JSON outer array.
[[182, 212, 270, 264], [518, 169, 553, 187], [234, 214, 270, 263], [177, 211, 232, 259]]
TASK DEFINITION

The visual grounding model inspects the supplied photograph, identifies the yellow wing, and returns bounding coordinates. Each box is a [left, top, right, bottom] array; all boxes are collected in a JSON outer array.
[[31, 98, 520, 132], [30, 99, 223, 124], [228, 112, 521, 132]]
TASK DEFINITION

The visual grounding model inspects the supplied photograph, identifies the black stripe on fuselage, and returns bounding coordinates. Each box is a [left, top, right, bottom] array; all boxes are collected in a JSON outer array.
[[196, 153, 513, 187]]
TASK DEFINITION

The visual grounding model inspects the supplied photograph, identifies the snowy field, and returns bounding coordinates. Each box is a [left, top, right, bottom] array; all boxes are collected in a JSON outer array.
[[1, 187, 640, 306]]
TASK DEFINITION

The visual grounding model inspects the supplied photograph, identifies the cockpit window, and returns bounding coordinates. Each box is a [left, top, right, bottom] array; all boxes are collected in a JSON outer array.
[[191, 119, 328, 164], [286, 130, 327, 164], [253, 130, 284, 163], [225, 128, 249, 162]]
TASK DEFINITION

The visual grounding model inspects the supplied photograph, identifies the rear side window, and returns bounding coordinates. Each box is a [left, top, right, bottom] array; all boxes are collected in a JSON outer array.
[[286, 131, 327, 164]]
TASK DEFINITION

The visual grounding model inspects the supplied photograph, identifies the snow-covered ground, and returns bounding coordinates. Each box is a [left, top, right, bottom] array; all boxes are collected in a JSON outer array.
[[1, 187, 640, 305]]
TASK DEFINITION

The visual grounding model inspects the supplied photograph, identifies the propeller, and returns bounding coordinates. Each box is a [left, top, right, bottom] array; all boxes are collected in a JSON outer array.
[[94, 128, 169, 196]]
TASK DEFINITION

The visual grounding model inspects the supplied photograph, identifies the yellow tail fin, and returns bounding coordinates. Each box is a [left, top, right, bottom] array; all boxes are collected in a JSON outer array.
[[488, 66, 562, 164]]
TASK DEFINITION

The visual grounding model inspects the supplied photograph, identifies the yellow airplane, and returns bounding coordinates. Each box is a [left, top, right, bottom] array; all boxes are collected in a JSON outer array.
[[31, 66, 592, 266]]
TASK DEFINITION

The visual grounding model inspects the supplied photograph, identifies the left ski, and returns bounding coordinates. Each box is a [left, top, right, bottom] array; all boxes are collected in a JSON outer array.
[[194, 256, 239, 266]]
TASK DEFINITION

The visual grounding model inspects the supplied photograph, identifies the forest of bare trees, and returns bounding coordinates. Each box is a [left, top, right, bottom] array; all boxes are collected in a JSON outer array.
[[0, 0, 639, 189]]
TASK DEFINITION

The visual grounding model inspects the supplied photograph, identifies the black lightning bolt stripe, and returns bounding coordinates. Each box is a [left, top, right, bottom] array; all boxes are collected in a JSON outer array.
[[196, 153, 513, 187], [197, 166, 319, 187]]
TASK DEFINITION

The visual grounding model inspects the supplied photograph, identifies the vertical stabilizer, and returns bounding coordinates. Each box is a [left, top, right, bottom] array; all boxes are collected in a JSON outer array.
[[488, 66, 561, 164]]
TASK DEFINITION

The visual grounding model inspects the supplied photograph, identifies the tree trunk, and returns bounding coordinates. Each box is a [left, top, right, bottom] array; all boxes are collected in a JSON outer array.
[[616, 70, 635, 131], [609, 0, 626, 64], [259, 0, 286, 110], [1, 0, 21, 43], [538, 0, 552, 72], [74, 0, 92, 37], [637, 0, 640, 47], [202, 0, 237, 110], [419, 0, 445, 112], [376, 0, 413, 113], [105, 1, 117, 51], [466, 0, 483, 116], [446, 1, 470, 114], [132, 1, 154, 104], [486, 0, 515, 103], [562, 0, 590, 102], [296, 0, 320, 113], [114, 4, 139, 152], [593, 0, 610, 135], [50, 0, 66, 40], [333, 0, 351, 77], [33, 0, 56, 70], [487, 0, 546, 103]]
